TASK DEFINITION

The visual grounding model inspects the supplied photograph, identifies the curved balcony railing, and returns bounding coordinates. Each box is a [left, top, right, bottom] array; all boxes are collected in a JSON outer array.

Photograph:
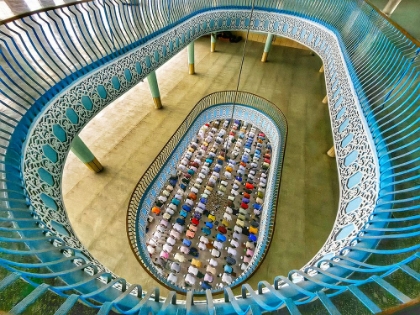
[[127, 91, 287, 295], [0, 0, 419, 314]]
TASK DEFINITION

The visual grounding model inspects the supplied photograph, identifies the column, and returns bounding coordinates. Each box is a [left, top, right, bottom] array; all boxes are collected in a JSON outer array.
[[382, 0, 402, 16], [261, 33, 274, 62], [188, 42, 195, 75], [147, 70, 162, 109], [327, 146, 335, 158], [71, 135, 103, 172], [211, 33, 217, 52]]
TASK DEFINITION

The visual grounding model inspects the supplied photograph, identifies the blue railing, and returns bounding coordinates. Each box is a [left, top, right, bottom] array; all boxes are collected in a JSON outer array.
[[0, 0, 419, 314]]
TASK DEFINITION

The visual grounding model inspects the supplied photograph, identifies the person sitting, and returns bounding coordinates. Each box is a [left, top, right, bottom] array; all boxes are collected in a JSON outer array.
[[152, 206, 161, 215], [213, 241, 223, 250], [191, 258, 202, 268], [216, 233, 227, 243], [223, 213, 232, 221], [226, 256, 236, 265], [180, 245, 190, 254], [249, 226, 258, 235], [189, 247, 199, 257], [227, 247, 237, 256], [224, 265, 233, 274], [221, 273, 232, 285], [198, 242, 207, 250], [167, 272, 178, 285], [185, 273, 196, 286], [208, 258, 218, 267], [230, 239, 239, 248], [218, 225, 227, 234], [186, 230, 195, 239], [233, 232, 241, 240], [201, 227, 211, 236]]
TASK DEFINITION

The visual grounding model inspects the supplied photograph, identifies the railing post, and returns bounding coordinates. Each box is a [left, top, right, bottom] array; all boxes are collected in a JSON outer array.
[[327, 146, 335, 158], [70, 135, 103, 172], [382, 0, 402, 16], [261, 33, 274, 62], [211, 33, 217, 52], [147, 70, 163, 109]]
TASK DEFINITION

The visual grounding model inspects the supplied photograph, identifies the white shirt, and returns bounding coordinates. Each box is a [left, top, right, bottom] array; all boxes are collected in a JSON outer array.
[[167, 237, 176, 246], [185, 274, 196, 285], [209, 258, 218, 267], [213, 241, 223, 250], [230, 239, 239, 248], [222, 273, 232, 284], [163, 244, 173, 253], [188, 266, 198, 276], [227, 247, 237, 256], [198, 242, 206, 250], [223, 213, 232, 221]]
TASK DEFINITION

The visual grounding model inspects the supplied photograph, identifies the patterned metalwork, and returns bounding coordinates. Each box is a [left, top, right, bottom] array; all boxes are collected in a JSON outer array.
[[0, 0, 419, 314]]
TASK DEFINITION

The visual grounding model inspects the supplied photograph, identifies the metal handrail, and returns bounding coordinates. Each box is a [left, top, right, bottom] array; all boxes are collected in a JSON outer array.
[[0, 1, 94, 26]]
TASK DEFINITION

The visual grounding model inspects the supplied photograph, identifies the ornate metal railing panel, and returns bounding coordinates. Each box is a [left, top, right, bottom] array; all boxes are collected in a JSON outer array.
[[0, 0, 418, 314]]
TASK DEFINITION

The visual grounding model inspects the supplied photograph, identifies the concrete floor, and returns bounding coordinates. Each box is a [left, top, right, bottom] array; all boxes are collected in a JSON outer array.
[[62, 36, 339, 297]]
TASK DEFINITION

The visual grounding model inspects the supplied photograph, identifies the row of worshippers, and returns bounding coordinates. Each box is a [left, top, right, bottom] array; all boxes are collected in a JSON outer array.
[[171, 120, 243, 289], [148, 120, 233, 289], [177, 119, 263, 287], [220, 123, 261, 273]]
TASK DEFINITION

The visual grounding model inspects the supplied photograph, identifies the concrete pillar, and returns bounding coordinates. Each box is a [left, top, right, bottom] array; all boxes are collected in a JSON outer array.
[[327, 146, 335, 158], [382, 0, 402, 16], [71, 135, 103, 172], [322, 95, 328, 104], [211, 33, 216, 52], [188, 42, 195, 74], [147, 70, 162, 109], [261, 33, 274, 62], [319, 65, 324, 73]]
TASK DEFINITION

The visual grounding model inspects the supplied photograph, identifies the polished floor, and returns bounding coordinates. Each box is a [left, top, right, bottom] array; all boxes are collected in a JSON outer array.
[[62, 36, 339, 297]]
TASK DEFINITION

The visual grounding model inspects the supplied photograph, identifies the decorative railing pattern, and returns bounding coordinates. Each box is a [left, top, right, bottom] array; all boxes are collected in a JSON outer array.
[[127, 91, 287, 294], [0, 0, 419, 314]]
